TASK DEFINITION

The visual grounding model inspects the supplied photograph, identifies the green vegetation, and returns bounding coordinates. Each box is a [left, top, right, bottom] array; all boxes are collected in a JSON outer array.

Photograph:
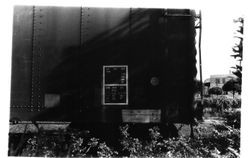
[[231, 17, 243, 82], [203, 95, 241, 109]]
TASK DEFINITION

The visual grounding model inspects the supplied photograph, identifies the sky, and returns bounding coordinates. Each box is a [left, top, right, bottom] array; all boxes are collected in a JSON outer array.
[[0, 0, 249, 157], [197, 7, 243, 81]]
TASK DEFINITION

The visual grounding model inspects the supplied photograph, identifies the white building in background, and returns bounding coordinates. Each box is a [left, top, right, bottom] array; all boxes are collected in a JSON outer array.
[[202, 74, 237, 96], [209, 74, 237, 88]]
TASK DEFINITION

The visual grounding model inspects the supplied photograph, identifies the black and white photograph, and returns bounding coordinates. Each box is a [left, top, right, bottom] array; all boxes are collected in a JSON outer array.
[[1, 0, 249, 157]]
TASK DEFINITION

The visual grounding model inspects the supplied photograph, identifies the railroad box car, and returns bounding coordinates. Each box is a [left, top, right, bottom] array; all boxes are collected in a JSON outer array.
[[10, 6, 197, 124]]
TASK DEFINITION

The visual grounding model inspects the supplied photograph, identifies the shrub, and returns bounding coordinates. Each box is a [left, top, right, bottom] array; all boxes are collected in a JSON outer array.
[[208, 124, 240, 155], [223, 109, 241, 129], [193, 121, 240, 157], [119, 125, 208, 157], [208, 87, 222, 95], [10, 121, 240, 157], [119, 124, 143, 156], [202, 95, 241, 109], [15, 129, 118, 157], [65, 130, 118, 157]]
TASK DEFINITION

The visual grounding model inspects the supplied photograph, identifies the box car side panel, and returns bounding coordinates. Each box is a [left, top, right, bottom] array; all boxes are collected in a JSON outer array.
[[163, 12, 197, 122], [10, 6, 33, 120], [10, 7, 197, 123], [10, 6, 83, 121]]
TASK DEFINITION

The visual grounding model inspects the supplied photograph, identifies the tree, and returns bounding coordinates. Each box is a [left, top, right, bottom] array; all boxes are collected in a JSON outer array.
[[231, 17, 243, 87], [222, 78, 241, 96], [208, 87, 222, 96]]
